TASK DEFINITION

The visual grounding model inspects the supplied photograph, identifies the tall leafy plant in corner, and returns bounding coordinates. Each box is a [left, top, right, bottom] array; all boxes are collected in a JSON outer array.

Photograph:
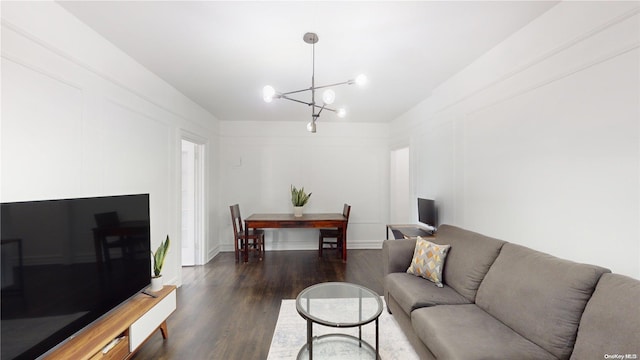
[[291, 185, 312, 206], [152, 235, 170, 278]]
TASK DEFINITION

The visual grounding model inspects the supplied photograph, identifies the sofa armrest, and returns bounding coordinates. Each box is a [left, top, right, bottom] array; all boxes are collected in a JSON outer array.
[[382, 239, 416, 275]]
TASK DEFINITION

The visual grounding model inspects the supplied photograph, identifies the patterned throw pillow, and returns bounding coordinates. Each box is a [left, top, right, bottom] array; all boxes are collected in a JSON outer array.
[[406, 237, 451, 288]]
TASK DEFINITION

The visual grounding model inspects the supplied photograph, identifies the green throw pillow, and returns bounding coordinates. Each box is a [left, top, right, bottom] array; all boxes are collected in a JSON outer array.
[[407, 237, 450, 288]]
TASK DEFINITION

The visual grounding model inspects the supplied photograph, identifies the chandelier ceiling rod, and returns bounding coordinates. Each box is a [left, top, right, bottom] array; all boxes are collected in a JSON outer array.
[[263, 32, 367, 133], [311, 32, 316, 122]]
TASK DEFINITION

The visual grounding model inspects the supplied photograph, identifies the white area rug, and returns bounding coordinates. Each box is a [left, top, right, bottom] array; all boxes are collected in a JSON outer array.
[[267, 298, 419, 359]]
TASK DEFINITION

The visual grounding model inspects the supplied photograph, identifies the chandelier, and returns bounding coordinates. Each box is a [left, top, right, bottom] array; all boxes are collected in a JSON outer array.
[[262, 32, 367, 133]]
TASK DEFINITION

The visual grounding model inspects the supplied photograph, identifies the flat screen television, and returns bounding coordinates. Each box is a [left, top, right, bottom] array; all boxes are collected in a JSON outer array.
[[1, 194, 151, 360], [418, 198, 436, 228]]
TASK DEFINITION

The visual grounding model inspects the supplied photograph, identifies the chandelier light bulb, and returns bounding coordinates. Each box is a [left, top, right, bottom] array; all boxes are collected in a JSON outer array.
[[263, 85, 275, 103], [355, 74, 367, 86], [322, 89, 336, 105], [307, 121, 317, 133], [337, 108, 346, 118]]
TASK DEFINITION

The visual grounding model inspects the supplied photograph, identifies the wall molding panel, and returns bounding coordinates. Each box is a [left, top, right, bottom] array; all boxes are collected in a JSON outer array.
[[391, 2, 640, 278], [1, 18, 211, 129], [434, 7, 640, 119], [1, 2, 221, 286]]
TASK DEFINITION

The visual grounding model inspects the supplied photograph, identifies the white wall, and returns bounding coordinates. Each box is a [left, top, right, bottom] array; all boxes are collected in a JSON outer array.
[[1, 2, 221, 286], [219, 121, 390, 250], [391, 1, 640, 278], [390, 147, 411, 223]]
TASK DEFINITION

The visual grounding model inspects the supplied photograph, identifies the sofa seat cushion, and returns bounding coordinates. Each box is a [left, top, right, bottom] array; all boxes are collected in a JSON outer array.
[[385, 273, 469, 315], [431, 225, 506, 302], [476, 243, 610, 360], [570, 273, 640, 359], [412, 304, 557, 360]]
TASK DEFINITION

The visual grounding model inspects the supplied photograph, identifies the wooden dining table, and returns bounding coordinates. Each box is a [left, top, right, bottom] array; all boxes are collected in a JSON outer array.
[[244, 213, 349, 263]]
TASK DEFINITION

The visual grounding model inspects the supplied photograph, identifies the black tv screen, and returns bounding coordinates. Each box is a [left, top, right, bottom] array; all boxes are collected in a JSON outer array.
[[418, 198, 436, 227], [1, 194, 151, 360]]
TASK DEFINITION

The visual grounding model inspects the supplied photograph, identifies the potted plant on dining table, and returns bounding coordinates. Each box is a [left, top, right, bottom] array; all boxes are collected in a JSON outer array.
[[291, 185, 312, 217]]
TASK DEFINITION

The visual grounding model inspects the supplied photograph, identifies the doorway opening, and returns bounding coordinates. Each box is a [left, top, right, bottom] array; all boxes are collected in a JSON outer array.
[[181, 138, 205, 266], [390, 147, 410, 224]]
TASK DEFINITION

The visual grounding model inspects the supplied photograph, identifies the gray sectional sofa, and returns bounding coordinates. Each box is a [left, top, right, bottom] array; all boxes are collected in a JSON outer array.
[[383, 224, 640, 360]]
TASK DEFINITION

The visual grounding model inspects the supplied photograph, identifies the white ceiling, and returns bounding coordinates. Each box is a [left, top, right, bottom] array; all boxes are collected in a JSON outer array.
[[59, 1, 558, 123]]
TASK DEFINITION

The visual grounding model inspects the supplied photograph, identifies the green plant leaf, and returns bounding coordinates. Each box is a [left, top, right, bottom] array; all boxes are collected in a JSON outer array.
[[290, 185, 312, 206], [152, 235, 170, 277]]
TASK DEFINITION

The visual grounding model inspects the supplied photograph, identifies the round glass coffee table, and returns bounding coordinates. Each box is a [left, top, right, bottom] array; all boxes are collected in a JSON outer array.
[[296, 282, 383, 360]]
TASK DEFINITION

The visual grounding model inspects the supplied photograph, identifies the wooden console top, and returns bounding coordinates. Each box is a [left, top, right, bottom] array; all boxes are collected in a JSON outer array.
[[44, 285, 176, 360]]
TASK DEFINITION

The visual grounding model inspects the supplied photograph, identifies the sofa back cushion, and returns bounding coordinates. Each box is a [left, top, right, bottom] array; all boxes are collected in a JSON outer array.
[[431, 225, 506, 302], [570, 273, 640, 359], [476, 243, 610, 360]]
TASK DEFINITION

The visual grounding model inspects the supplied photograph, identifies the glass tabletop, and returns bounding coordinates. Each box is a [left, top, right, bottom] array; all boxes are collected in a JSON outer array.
[[296, 282, 383, 328]]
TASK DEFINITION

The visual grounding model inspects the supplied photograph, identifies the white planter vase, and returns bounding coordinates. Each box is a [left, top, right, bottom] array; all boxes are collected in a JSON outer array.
[[151, 276, 163, 292], [293, 206, 304, 217]]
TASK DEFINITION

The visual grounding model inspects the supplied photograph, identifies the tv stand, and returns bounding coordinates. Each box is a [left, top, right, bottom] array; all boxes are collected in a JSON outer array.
[[386, 224, 435, 240], [44, 285, 176, 360]]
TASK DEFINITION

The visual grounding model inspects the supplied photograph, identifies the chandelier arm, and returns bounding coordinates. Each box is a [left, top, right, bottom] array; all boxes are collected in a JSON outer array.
[[312, 80, 354, 90], [311, 104, 336, 113], [281, 87, 313, 96], [279, 94, 313, 106], [280, 80, 353, 97]]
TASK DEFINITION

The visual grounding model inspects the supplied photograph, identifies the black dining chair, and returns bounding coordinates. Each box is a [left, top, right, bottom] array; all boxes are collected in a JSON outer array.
[[230, 204, 265, 262], [318, 204, 351, 258]]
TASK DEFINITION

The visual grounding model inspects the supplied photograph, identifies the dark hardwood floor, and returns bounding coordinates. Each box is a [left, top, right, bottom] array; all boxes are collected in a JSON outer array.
[[132, 249, 383, 360]]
